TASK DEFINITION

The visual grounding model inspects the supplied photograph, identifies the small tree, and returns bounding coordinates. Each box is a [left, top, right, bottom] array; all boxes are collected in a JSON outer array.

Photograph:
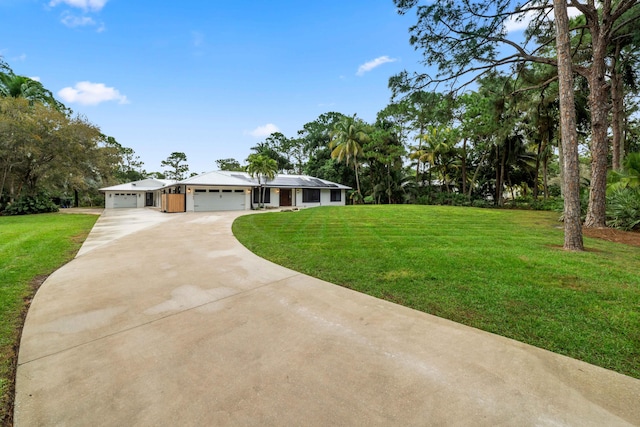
[[246, 154, 278, 208], [161, 152, 189, 180]]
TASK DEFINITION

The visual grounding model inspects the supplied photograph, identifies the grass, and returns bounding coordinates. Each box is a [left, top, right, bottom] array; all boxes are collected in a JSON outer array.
[[233, 205, 640, 379], [0, 213, 98, 425]]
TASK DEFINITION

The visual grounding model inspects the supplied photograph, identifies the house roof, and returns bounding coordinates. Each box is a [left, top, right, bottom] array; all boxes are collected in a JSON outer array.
[[180, 170, 254, 186], [101, 172, 350, 191], [100, 178, 176, 192], [180, 171, 351, 189]]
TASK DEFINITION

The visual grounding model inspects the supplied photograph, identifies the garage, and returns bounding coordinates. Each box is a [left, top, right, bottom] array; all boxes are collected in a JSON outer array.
[[193, 189, 246, 211], [113, 193, 138, 208]]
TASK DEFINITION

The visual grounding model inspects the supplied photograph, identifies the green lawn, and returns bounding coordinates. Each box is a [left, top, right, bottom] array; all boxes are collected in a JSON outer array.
[[0, 213, 98, 425], [233, 205, 640, 379]]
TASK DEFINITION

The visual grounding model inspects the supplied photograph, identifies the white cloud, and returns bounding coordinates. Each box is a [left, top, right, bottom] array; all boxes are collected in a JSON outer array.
[[61, 13, 95, 27], [504, 11, 535, 33], [247, 123, 280, 138], [505, 7, 583, 33], [58, 81, 129, 106], [49, 0, 108, 12], [30, 76, 41, 82], [356, 56, 397, 76]]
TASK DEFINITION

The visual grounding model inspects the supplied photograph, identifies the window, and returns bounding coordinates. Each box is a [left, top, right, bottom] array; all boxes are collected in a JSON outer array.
[[222, 189, 232, 193], [194, 189, 207, 193], [330, 189, 341, 202], [234, 189, 244, 193], [253, 188, 271, 204], [302, 189, 320, 203]]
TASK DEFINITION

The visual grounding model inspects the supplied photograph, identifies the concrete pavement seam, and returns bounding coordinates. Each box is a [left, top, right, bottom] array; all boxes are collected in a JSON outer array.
[[18, 272, 302, 367]]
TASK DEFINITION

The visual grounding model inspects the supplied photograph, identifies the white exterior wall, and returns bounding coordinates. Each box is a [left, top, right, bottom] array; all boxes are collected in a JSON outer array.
[[262, 188, 279, 209], [105, 188, 346, 210], [291, 189, 346, 208]]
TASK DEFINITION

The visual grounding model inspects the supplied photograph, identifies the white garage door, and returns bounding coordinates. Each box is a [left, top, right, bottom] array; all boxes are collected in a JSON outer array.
[[113, 193, 138, 208], [193, 189, 245, 211]]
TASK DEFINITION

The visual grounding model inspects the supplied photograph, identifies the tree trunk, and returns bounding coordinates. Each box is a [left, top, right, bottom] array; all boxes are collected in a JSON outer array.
[[584, 32, 609, 229], [387, 165, 392, 204], [540, 131, 549, 199], [0, 164, 12, 205], [495, 146, 500, 205], [461, 138, 468, 197], [554, 0, 583, 251], [468, 152, 487, 199], [534, 137, 541, 200], [543, 155, 549, 200], [557, 131, 565, 197], [611, 40, 624, 171], [498, 145, 507, 206], [354, 161, 362, 203]]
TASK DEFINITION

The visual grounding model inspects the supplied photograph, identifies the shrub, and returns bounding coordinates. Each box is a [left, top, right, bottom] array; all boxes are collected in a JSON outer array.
[[432, 192, 471, 206], [415, 195, 430, 205], [471, 199, 491, 208], [3, 193, 59, 215], [606, 188, 640, 231]]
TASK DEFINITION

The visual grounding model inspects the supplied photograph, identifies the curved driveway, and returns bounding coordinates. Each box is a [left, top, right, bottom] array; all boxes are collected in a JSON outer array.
[[15, 209, 640, 426]]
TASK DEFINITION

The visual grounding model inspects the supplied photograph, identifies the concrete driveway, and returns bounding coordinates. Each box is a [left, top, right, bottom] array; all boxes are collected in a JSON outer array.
[[14, 209, 640, 426]]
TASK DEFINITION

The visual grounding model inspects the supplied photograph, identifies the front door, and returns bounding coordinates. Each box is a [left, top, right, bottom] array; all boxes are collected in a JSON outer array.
[[279, 189, 292, 206]]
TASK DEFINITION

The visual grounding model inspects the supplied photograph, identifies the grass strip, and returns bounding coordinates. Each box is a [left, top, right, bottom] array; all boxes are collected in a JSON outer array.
[[0, 213, 98, 425]]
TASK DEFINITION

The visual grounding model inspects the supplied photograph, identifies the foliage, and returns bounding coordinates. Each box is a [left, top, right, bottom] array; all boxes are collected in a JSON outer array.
[[608, 152, 640, 192], [0, 97, 113, 211], [0, 213, 97, 424], [329, 114, 370, 200], [246, 153, 278, 208], [215, 158, 244, 171], [606, 187, 640, 231], [160, 152, 189, 180], [299, 113, 355, 188], [3, 191, 59, 215], [233, 206, 640, 379], [0, 71, 68, 113], [103, 136, 147, 182], [363, 118, 406, 204], [393, 0, 640, 241], [250, 133, 294, 173]]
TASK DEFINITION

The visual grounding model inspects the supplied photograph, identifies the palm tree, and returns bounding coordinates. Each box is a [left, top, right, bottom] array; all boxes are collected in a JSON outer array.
[[410, 125, 458, 195], [329, 114, 370, 202], [246, 153, 278, 208], [0, 72, 67, 112]]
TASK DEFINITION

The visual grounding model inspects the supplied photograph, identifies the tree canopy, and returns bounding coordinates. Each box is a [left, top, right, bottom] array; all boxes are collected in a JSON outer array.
[[391, 0, 640, 249], [161, 152, 189, 180]]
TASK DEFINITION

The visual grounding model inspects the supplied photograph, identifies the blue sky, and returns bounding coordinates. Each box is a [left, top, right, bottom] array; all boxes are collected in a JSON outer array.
[[1, 0, 431, 175]]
